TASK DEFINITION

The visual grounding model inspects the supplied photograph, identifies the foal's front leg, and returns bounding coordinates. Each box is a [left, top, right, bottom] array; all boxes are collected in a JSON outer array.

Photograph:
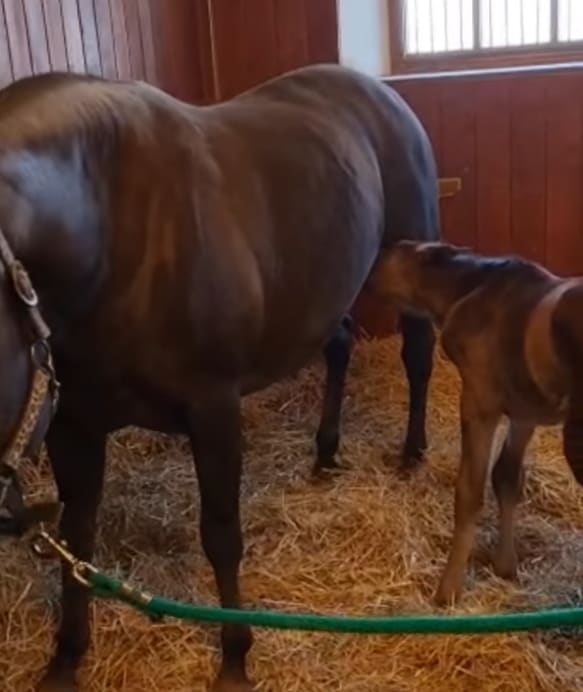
[[188, 388, 253, 692], [39, 416, 107, 692], [435, 388, 499, 605]]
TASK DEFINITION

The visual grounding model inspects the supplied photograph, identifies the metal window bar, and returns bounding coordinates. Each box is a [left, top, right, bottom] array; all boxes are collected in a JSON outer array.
[[402, 0, 582, 56]]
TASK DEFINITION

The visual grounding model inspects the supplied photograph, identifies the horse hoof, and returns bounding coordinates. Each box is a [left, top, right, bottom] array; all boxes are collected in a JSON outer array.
[[311, 458, 346, 481], [37, 674, 78, 692], [398, 454, 425, 477], [37, 660, 79, 692], [211, 674, 255, 692], [493, 554, 518, 581], [434, 577, 464, 608]]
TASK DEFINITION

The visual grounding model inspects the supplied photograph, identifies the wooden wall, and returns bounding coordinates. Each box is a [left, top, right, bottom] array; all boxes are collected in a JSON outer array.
[[0, 0, 338, 102], [0, 0, 215, 103], [390, 65, 583, 277], [209, 0, 338, 99]]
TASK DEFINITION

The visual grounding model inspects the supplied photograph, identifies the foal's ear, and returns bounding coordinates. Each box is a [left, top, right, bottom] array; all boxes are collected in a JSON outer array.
[[418, 242, 466, 266]]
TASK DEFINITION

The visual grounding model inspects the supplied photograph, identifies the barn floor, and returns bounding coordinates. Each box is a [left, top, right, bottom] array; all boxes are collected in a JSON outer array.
[[2, 336, 583, 691]]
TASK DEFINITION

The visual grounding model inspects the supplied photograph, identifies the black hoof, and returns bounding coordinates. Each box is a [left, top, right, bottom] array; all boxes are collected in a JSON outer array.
[[37, 672, 78, 692], [212, 672, 255, 692], [398, 449, 426, 476], [311, 457, 347, 482]]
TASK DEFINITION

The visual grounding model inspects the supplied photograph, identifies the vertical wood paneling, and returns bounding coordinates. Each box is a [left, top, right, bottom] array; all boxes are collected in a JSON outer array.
[[475, 78, 512, 254], [42, 0, 68, 72], [211, 0, 339, 99], [510, 76, 547, 263], [3, 0, 32, 79], [61, 0, 86, 73], [93, 0, 117, 78], [109, 0, 130, 78], [121, 0, 145, 80], [0, 2, 13, 86], [77, 0, 101, 75], [274, 0, 309, 73], [439, 81, 477, 247], [304, 0, 339, 64], [137, 0, 157, 84], [389, 66, 583, 283], [23, 0, 51, 74], [545, 73, 583, 276], [148, 0, 213, 103]]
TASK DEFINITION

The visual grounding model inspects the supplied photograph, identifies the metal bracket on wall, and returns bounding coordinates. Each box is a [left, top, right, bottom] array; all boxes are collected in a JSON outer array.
[[438, 177, 462, 199]]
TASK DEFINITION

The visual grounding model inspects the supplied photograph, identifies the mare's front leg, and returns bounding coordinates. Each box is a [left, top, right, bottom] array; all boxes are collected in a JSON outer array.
[[400, 314, 435, 471], [188, 388, 253, 692], [314, 316, 354, 478], [39, 416, 107, 692], [435, 387, 499, 605]]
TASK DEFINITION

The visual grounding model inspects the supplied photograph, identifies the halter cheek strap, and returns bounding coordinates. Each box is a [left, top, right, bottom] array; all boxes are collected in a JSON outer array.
[[0, 225, 61, 536]]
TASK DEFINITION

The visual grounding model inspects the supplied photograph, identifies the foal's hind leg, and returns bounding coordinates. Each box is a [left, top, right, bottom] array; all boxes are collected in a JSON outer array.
[[188, 388, 253, 692], [314, 316, 354, 478], [400, 314, 436, 471], [39, 416, 107, 692], [491, 420, 533, 580]]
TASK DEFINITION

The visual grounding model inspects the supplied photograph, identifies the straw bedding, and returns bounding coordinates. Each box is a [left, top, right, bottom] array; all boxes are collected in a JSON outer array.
[[1, 335, 583, 691]]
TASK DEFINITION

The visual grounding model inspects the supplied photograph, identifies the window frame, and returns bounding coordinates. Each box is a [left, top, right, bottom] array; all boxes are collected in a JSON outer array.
[[388, 0, 583, 75]]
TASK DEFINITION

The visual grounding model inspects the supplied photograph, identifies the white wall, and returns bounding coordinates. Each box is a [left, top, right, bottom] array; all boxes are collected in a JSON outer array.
[[337, 0, 391, 76]]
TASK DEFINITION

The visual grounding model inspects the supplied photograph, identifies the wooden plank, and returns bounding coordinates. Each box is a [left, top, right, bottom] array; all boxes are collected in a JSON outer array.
[[439, 80, 477, 248], [474, 78, 512, 255], [0, 1, 14, 86], [61, 0, 86, 73], [304, 0, 339, 64], [109, 0, 130, 78], [510, 75, 547, 264], [93, 0, 117, 78], [210, 0, 246, 99], [23, 0, 51, 73], [4, 0, 32, 79], [212, 0, 279, 98], [42, 0, 68, 71], [77, 0, 102, 75], [137, 0, 157, 83], [273, 0, 309, 73], [148, 0, 212, 102], [545, 73, 583, 276], [121, 0, 145, 79]]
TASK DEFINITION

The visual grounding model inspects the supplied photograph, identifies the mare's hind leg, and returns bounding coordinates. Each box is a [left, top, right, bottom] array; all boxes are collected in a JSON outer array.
[[188, 388, 253, 692], [491, 420, 533, 580], [39, 416, 107, 692], [400, 313, 436, 471], [314, 316, 354, 478]]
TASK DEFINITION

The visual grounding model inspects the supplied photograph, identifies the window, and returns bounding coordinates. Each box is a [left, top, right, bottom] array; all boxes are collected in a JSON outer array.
[[390, 0, 583, 73]]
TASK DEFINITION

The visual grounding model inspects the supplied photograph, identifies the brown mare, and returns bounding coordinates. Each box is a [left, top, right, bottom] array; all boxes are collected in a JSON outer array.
[[0, 66, 439, 691], [370, 240, 583, 605]]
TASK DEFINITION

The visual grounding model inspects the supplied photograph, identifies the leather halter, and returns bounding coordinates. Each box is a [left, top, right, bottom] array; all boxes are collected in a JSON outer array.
[[0, 225, 61, 536]]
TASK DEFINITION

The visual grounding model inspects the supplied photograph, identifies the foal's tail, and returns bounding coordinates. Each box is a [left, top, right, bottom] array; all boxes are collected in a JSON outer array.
[[552, 283, 583, 483]]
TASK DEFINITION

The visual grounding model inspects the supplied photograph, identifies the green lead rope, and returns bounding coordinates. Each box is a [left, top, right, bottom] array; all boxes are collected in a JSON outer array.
[[87, 568, 583, 635]]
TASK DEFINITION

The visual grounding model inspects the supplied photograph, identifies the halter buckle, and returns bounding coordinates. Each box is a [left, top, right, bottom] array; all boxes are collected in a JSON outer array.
[[11, 261, 39, 307]]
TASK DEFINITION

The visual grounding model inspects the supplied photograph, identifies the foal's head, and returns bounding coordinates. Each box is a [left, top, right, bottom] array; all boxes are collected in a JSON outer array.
[[368, 240, 471, 319]]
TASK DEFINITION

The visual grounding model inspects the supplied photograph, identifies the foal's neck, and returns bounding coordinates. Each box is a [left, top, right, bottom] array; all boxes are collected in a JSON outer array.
[[421, 254, 514, 325]]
